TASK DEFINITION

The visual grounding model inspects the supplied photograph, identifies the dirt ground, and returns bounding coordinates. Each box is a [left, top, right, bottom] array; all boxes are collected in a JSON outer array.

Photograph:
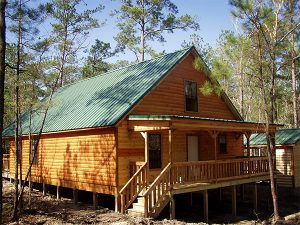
[[2, 180, 300, 225]]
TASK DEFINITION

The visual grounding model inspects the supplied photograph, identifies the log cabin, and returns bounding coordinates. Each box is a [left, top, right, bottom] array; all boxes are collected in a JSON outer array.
[[2, 46, 280, 221], [248, 129, 300, 188]]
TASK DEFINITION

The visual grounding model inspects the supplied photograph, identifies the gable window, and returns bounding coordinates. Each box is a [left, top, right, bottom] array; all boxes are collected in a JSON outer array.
[[31, 138, 39, 165], [185, 80, 198, 112], [219, 134, 227, 153], [149, 134, 161, 169]]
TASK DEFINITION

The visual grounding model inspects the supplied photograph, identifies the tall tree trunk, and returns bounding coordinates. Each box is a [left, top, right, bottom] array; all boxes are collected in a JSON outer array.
[[59, 0, 67, 87], [239, 55, 244, 118], [0, 0, 6, 223], [12, 0, 22, 220], [140, 0, 145, 62]]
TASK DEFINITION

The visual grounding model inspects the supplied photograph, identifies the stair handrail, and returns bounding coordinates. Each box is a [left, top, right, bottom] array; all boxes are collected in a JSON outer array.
[[119, 161, 147, 214], [143, 163, 171, 218]]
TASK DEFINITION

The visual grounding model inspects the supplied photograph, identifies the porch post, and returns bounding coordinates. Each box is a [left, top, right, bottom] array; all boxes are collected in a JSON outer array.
[[144, 132, 149, 187], [169, 129, 175, 219], [169, 129, 174, 182], [245, 132, 251, 157]]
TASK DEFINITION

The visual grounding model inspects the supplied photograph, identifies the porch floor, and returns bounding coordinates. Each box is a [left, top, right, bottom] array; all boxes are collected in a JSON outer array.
[[172, 175, 270, 194]]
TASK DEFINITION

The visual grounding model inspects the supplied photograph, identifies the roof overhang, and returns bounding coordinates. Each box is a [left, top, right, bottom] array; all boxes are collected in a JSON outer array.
[[128, 115, 282, 133]]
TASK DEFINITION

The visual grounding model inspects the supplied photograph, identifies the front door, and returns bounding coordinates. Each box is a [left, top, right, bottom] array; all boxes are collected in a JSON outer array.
[[187, 135, 199, 161]]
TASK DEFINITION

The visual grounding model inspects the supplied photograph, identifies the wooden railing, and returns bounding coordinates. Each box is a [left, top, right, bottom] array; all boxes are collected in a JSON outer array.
[[129, 161, 145, 177], [2, 154, 9, 173], [120, 162, 147, 213], [172, 157, 269, 185], [143, 163, 171, 218]]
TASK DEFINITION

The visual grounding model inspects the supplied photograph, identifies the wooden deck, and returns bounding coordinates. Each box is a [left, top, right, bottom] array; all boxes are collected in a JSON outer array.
[[120, 156, 270, 218]]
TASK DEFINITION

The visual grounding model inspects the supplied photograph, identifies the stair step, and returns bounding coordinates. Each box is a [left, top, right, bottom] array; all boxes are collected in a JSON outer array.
[[127, 208, 145, 217], [132, 202, 144, 210]]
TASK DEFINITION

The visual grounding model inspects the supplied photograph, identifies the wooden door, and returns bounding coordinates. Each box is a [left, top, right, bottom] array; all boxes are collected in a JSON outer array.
[[188, 135, 199, 161]]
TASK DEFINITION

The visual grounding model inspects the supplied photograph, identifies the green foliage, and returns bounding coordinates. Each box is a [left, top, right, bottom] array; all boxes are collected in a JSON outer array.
[[47, 0, 104, 85], [113, 0, 199, 61], [82, 40, 116, 79]]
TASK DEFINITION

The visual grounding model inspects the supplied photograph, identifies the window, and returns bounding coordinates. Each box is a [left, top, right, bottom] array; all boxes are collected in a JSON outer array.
[[219, 134, 227, 153], [149, 134, 161, 169], [185, 80, 198, 112], [2, 140, 10, 154], [31, 138, 39, 165]]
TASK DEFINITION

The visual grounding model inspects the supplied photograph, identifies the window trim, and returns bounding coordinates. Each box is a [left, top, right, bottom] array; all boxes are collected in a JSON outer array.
[[148, 133, 162, 169], [184, 79, 199, 113]]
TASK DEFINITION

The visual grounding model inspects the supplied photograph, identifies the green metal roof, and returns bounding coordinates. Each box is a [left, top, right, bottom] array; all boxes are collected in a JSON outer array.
[[249, 129, 300, 146], [3, 47, 193, 136]]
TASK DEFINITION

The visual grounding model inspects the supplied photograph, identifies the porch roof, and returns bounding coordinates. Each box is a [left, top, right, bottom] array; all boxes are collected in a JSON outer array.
[[127, 115, 282, 133]]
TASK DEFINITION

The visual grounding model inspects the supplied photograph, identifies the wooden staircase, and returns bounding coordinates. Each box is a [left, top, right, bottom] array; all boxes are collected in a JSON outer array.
[[120, 163, 171, 218]]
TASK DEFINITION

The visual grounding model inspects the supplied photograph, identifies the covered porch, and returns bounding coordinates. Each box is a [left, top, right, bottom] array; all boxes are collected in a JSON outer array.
[[119, 115, 278, 220]]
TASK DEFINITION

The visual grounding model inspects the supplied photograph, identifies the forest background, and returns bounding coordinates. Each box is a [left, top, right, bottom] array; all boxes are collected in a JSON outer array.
[[0, 0, 299, 222]]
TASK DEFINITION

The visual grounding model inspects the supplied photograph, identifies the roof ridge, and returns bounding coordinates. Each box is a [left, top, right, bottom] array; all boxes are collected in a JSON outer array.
[[57, 46, 194, 91]]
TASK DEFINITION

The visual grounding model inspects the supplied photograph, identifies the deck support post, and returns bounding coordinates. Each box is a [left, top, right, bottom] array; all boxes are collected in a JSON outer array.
[[169, 194, 175, 220], [241, 184, 245, 201], [219, 188, 222, 201], [42, 182, 47, 196], [232, 185, 237, 217], [56, 186, 61, 200], [253, 182, 258, 212], [115, 194, 120, 212], [93, 192, 98, 210], [190, 193, 193, 206], [203, 190, 208, 222], [73, 188, 78, 205]]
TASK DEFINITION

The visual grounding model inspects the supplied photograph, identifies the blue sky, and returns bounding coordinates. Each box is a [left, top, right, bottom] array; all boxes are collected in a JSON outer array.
[[85, 0, 237, 61]]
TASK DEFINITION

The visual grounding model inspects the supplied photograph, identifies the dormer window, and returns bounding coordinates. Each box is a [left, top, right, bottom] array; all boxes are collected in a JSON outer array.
[[185, 80, 198, 112]]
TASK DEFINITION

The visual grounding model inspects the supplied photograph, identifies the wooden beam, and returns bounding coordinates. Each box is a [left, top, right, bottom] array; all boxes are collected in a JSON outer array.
[[253, 182, 257, 212], [170, 195, 175, 219], [73, 188, 78, 205], [43, 182, 47, 196], [133, 126, 171, 132], [232, 185, 237, 217], [93, 192, 98, 210], [172, 175, 270, 195], [57, 186, 61, 200], [169, 129, 174, 184], [145, 132, 149, 187], [115, 194, 120, 212], [203, 190, 208, 222]]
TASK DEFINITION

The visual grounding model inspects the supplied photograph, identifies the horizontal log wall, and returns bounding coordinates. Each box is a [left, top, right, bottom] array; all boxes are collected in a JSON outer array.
[[294, 143, 300, 188], [131, 53, 237, 120], [275, 148, 294, 188], [9, 128, 117, 195]]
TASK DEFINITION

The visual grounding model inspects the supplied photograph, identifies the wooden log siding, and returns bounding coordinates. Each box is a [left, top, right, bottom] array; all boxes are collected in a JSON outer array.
[[117, 117, 245, 187], [131, 54, 238, 120], [294, 142, 300, 187], [9, 128, 117, 195]]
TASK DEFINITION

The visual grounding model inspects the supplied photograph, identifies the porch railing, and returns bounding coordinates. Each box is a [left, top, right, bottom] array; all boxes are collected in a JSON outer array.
[[171, 157, 269, 185], [143, 163, 171, 218], [120, 162, 147, 213]]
